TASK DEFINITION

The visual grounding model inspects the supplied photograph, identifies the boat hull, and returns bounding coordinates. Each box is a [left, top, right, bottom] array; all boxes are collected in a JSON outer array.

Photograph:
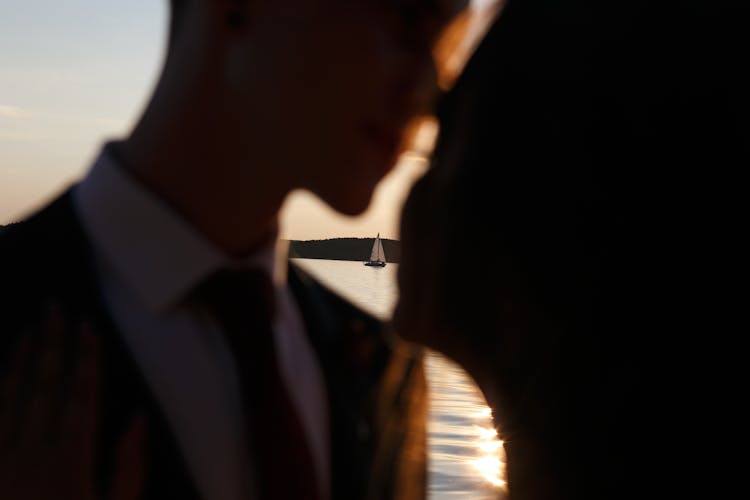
[[364, 261, 386, 267]]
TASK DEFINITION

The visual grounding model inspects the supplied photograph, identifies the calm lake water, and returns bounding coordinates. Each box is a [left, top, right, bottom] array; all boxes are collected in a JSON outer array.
[[291, 258, 506, 500]]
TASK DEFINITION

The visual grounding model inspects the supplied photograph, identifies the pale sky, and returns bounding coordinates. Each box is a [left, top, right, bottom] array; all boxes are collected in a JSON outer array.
[[0, 0, 495, 240]]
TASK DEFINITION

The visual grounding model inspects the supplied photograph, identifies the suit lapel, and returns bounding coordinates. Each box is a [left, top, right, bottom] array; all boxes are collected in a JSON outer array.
[[0, 190, 202, 500], [288, 263, 389, 500], [287, 262, 428, 500]]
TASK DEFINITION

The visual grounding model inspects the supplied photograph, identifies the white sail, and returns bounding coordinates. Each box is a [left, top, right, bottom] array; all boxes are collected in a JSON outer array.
[[370, 233, 386, 262], [376, 237, 385, 262]]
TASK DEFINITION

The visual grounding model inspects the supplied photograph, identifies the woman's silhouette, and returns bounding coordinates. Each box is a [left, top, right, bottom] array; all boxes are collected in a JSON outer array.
[[395, 1, 746, 498]]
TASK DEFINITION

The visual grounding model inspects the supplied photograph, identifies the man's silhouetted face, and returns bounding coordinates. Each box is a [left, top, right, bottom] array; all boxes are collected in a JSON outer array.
[[217, 0, 466, 215]]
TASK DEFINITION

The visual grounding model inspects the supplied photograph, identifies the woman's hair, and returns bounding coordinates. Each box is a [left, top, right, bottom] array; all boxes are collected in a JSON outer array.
[[435, 0, 747, 350], [431, 1, 746, 497]]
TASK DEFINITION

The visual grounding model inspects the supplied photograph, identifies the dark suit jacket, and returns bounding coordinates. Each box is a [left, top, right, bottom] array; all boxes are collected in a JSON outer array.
[[0, 190, 427, 500]]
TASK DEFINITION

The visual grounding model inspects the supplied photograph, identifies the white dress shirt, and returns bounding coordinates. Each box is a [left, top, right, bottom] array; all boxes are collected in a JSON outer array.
[[73, 146, 330, 500]]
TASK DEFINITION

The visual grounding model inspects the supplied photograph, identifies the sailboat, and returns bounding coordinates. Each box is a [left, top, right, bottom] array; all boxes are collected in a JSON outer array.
[[365, 233, 387, 267]]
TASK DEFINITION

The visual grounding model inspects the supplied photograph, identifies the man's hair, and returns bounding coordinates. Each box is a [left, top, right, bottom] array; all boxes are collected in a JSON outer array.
[[168, 0, 190, 48]]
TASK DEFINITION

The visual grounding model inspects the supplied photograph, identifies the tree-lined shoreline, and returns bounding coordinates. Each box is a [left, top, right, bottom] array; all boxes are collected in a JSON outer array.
[[0, 225, 401, 263], [288, 238, 401, 263]]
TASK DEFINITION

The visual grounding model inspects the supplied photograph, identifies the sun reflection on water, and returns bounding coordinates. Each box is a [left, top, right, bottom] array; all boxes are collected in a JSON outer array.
[[425, 351, 506, 498], [471, 421, 506, 488]]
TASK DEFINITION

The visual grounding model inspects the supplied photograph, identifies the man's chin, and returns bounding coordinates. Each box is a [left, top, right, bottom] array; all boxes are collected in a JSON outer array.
[[322, 184, 378, 217], [330, 197, 373, 217]]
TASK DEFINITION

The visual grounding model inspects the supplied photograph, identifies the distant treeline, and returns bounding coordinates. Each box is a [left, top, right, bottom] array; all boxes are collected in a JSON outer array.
[[288, 238, 401, 263], [0, 226, 400, 263]]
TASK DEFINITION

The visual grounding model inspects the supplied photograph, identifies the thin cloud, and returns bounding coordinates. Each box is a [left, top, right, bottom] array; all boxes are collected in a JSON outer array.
[[0, 131, 36, 141], [0, 105, 30, 118]]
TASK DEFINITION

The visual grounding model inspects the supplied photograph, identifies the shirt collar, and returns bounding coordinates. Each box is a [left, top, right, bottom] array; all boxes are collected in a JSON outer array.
[[73, 144, 287, 312]]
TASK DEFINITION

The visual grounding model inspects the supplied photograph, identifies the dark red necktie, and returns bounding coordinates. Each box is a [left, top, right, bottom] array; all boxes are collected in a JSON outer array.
[[196, 269, 321, 500]]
